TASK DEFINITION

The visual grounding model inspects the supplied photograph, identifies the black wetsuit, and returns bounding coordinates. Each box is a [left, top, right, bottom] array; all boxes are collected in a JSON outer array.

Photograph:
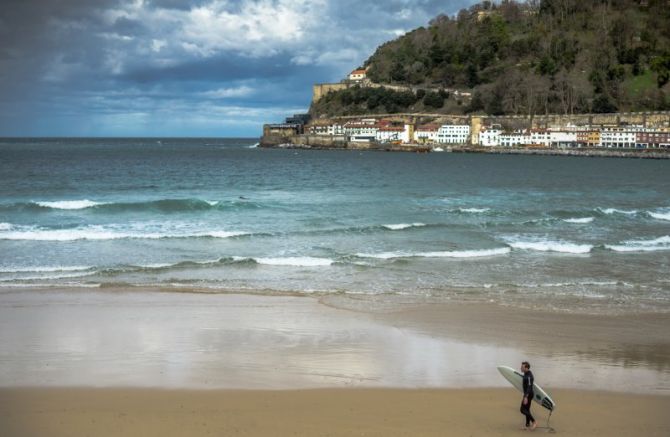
[[520, 370, 535, 427]]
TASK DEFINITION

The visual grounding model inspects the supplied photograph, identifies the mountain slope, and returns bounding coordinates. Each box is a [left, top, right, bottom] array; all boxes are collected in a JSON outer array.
[[311, 0, 670, 117]]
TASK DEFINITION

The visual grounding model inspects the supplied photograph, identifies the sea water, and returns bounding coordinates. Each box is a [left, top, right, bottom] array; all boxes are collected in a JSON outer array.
[[1, 138, 669, 314]]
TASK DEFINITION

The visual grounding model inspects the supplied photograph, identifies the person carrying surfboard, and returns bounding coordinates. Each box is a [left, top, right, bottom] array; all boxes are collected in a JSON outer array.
[[520, 361, 537, 431]]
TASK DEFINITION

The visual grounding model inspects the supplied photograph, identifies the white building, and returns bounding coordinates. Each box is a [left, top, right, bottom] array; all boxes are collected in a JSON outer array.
[[309, 123, 344, 136], [600, 128, 637, 148], [478, 127, 502, 147], [437, 124, 470, 144], [376, 125, 411, 143], [529, 129, 551, 147], [414, 124, 440, 143], [499, 131, 530, 147], [549, 130, 578, 147], [348, 69, 367, 82], [345, 119, 378, 142]]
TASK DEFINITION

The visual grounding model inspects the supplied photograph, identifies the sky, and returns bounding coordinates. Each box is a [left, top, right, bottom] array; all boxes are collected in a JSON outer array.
[[0, 0, 478, 137]]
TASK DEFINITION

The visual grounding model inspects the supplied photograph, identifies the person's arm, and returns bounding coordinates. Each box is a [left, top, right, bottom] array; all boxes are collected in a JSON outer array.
[[524, 373, 534, 397]]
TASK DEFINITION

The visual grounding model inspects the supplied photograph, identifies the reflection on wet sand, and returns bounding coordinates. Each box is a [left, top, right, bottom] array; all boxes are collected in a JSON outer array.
[[0, 289, 668, 394]]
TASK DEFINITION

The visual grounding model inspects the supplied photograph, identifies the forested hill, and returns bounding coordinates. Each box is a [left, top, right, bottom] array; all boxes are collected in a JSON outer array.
[[311, 0, 670, 117]]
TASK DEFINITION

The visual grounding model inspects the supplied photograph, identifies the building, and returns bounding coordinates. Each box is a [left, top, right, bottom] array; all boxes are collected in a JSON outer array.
[[636, 131, 670, 148], [575, 130, 600, 147], [437, 124, 470, 144], [414, 124, 440, 143], [499, 131, 530, 147], [348, 69, 367, 82], [529, 129, 551, 147], [550, 130, 578, 147], [478, 126, 502, 147], [600, 128, 637, 148], [307, 120, 344, 136], [262, 123, 301, 138], [376, 125, 411, 143], [344, 119, 378, 142]]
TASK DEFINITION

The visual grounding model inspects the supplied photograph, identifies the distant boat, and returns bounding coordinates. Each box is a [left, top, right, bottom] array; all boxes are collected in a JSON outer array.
[[433, 147, 444, 152]]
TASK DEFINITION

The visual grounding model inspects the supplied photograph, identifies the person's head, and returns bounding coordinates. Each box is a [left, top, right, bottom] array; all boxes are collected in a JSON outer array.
[[521, 361, 531, 372]]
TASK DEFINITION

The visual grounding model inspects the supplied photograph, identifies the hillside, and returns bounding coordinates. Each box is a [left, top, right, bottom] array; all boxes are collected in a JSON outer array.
[[310, 0, 670, 117]]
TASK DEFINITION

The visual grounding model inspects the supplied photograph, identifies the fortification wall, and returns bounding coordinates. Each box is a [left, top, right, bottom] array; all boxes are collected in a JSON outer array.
[[312, 83, 349, 103]]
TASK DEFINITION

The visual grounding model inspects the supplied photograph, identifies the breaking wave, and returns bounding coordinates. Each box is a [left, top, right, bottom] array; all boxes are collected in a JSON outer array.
[[0, 198, 265, 213], [355, 247, 511, 259], [504, 238, 593, 254], [563, 217, 594, 224], [605, 236, 670, 253], [0, 225, 251, 241], [649, 211, 670, 221], [382, 223, 426, 230]]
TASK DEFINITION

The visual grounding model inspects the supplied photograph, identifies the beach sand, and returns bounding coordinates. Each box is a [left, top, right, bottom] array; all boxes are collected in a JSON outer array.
[[2, 387, 669, 436], [1, 288, 669, 435]]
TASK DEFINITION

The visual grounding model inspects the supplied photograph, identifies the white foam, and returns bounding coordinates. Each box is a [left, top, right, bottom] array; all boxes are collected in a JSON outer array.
[[563, 217, 594, 224], [137, 263, 174, 269], [599, 208, 637, 215], [356, 247, 510, 259], [0, 265, 92, 273], [0, 222, 12, 230], [0, 226, 250, 241], [0, 271, 97, 281], [649, 211, 670, 221], [205, 200, 219, 206], [507, 239, 593, 254], [458, 207, 490, 213], [356, 251, 408, 260], [382, 223, 425, 230], [254, 257, 334, 267], [605, 236, 670, 253], [199, 231, 249, 239], [35, 200, 104, 210], [419, 248, 511, 258]]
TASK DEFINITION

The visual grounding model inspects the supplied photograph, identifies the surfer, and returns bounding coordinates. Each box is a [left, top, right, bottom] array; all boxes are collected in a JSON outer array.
[[520, 361, 537, 431]]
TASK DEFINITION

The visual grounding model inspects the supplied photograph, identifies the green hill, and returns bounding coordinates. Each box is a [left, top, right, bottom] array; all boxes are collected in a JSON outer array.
[[310, 0, 670, 117]]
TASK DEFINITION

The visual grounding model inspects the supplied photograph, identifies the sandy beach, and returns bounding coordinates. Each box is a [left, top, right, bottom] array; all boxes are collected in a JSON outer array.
[[2, 387, 669, 437], [1, 287, 669, 435]]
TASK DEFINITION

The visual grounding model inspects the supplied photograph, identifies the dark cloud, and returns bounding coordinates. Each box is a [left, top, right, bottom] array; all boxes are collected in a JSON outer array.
[[0, 0, 479, 136]]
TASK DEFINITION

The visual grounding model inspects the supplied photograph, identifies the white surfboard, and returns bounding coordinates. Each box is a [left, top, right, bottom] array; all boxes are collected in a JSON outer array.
[[497, 366, 556, 411]]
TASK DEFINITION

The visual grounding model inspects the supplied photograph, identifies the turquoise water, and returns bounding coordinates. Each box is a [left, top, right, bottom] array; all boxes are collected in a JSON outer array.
[[1, 138, 669, 313]]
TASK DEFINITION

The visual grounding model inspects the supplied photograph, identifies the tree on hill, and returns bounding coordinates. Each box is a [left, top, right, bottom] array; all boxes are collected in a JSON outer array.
[[311, 0, 670, 117]]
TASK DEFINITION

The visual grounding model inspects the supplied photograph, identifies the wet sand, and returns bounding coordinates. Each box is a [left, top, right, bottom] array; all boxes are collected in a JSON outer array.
[[2, 388, 669, 437], [1, 288, 669, 435]]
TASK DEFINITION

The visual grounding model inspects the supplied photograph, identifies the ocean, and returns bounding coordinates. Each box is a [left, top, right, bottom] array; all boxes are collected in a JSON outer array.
[[1, 137, 669, 314]]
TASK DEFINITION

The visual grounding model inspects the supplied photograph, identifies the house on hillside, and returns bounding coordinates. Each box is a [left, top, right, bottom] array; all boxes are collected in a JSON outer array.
[[348, 69, 367, 82]]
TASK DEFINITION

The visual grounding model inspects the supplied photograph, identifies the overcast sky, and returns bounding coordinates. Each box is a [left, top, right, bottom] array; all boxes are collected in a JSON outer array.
[[0, 0, 477, 137]]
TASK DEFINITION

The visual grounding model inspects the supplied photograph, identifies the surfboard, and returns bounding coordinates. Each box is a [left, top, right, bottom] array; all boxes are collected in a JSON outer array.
[[497, 366, 556, 411]]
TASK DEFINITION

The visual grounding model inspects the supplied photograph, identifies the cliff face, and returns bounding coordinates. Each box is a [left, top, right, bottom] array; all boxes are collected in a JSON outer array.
[[311, 0, 670, 118]]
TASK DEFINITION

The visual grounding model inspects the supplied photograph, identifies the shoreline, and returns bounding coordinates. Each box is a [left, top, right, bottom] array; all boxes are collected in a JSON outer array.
[[2, 387, 669, 436], [259, 142, 670, 158]]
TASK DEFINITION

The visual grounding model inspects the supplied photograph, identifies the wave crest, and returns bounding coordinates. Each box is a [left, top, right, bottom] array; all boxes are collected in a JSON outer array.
[[605, 236, 670, 253], [356, 247, 510, 259], [382, 223, 426, 230], [505, 238, 593, 254]]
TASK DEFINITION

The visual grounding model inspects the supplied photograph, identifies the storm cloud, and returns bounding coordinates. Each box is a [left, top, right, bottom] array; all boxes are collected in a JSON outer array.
[[0, 0, 478, 136]]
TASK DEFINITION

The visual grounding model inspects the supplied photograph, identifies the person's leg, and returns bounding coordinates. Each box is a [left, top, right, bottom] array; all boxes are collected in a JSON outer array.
[[527, 398, 536, 430], [520, 400, 531, 428]]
